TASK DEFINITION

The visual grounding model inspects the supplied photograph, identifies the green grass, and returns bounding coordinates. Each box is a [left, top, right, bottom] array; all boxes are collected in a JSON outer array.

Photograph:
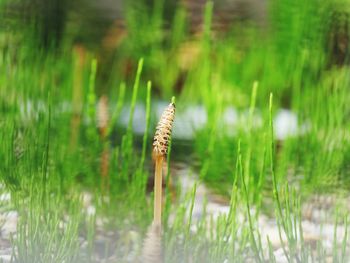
[[1, 0, 350, 262]]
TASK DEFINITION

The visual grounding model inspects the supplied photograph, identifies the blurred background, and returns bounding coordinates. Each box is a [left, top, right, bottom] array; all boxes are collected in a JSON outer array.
[[3, 0, 265, 96], [1, 0, 350, 198], [1, 1, 350, 261], [2, 0, 348, 99], [1, 0, 350, 199]]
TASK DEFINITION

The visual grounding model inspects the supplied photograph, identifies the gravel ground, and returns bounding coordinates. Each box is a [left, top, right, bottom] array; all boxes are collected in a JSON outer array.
[[1, 165, 349, 262], [174, 164, 350, 262]]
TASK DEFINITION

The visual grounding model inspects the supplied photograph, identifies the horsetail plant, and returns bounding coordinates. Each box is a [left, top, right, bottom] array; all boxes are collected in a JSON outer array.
[[152, 96, 176, 227], [142, 97, 176, 263]]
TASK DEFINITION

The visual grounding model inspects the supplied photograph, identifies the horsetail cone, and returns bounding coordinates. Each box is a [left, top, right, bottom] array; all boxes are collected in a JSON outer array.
[[153, 98, 176, 158]]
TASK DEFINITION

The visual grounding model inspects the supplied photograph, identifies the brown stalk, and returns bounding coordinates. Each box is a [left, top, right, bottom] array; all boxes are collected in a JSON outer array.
[[154, 155, 164, 226], [98, 95, 110, 191]]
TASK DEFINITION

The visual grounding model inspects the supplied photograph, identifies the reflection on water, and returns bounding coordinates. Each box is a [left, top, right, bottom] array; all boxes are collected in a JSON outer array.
[[17, 98, 307, 139], [119, 101, 304, 140]]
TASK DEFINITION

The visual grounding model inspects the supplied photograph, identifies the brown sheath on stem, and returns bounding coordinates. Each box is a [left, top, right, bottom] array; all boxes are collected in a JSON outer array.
[[142, 222, 162, 263]]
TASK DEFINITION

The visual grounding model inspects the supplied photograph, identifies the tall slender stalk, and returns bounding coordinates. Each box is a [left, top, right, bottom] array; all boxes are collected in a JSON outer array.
[[154, 156, 164, 226], [140, 81, 152, 172], [238, 140, 264, 263], [98, 95, 110, 191], [269, 93, 291, 262]]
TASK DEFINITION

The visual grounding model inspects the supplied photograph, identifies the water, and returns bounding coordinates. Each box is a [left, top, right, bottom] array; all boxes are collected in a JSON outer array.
[[118, 101, 304, 140]]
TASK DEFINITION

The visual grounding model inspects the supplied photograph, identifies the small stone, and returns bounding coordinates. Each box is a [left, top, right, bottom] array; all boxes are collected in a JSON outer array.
[[0, 254, 11, 263]]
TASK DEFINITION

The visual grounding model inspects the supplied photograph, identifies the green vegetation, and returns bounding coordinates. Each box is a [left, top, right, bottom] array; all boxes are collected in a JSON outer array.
[[1, 0, 350, 262]]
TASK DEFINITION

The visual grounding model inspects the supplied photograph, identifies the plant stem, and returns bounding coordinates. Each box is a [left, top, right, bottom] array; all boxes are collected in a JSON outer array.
[[154, 156, 164, 226], [140, 81, 152, 172]]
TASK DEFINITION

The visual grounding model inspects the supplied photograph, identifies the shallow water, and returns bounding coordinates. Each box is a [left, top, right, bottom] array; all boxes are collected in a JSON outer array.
[[119, 101, 303, 140], [17, 99, 304, 140]]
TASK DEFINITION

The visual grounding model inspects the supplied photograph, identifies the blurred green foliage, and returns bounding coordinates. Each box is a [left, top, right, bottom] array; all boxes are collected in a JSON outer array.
[[1, 0, 350, 261]]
